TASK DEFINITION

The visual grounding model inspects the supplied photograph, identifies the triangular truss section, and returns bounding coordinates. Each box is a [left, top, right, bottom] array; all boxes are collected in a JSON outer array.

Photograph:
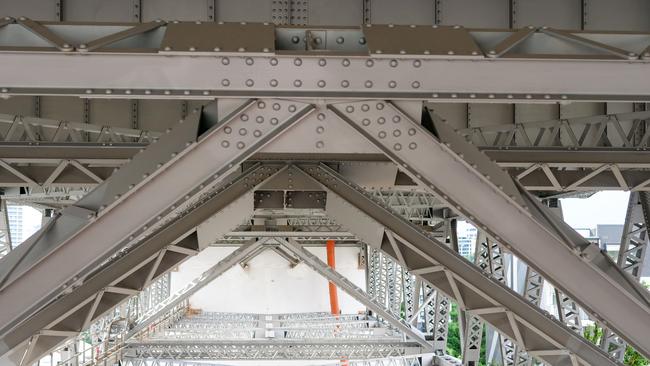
[[479, 26, 650, 60]]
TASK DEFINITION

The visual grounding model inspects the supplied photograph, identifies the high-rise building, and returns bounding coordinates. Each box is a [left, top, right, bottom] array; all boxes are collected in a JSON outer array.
[[457, 224, 478, 259], [7, 205, 24, 245]]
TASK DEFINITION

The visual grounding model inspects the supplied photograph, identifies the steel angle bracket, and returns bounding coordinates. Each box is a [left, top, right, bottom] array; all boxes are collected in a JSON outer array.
[[295, 163, 619, 366], [325, 101, 650, 358]]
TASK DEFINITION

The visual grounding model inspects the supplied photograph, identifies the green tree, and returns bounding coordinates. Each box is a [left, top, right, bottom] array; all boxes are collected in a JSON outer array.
[[583, 324, 648, 366]]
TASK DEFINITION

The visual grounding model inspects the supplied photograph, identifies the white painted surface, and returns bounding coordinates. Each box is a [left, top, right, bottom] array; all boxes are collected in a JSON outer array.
[[171, 246, 367, 314]]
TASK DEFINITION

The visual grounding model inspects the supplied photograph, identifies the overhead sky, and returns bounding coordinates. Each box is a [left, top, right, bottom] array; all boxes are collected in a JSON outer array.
[[560, 191, 630, 229]]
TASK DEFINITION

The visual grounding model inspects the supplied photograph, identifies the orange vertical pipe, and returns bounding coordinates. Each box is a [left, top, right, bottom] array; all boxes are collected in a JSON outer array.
[[326, 240, 340, 315]]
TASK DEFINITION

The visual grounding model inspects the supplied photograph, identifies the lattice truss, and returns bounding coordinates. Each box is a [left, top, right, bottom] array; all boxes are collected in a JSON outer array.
[[1, 96, 649, 366], [362, 184, 645, 366]]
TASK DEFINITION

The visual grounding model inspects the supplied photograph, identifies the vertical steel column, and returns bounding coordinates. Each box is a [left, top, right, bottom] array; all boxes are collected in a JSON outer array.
[[326, 240, 340, 315], [367, 246, 379, 299], [462, 316, 483, 366], [432, 292, 450, 354], [403, 269, 415, 321], [207, 0, 216, 21], [0, 200, 12, 258], [423, 284, 436, 335], [462, 232, 486, 365], [617, 192, 649, 279], [362, 0, 371, 24], [554, 290, 583, 333], [602, 191, 650, 361]]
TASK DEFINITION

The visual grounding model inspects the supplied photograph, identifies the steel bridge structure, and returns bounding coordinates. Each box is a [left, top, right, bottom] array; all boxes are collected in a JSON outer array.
[[0, 1, 649, 366]]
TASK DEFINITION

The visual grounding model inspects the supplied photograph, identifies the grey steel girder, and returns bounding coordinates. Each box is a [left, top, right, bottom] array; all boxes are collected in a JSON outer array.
[[122, 339, 424, 361], [0, 20, 649, 102], [326, 101, 650, 357], [299, 163, 618, 366], [2, 142, 650, 192], [0, 99, 315, 359], [0, 113, 160, 143]]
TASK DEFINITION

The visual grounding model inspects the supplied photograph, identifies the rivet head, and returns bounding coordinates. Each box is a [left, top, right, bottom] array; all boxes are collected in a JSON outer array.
[[221, 79, 230, 87], [270, 79, 278, 87], [341, 80, 350, 88], [237, 142, 245, 149], [342, 59, 351, 67], [221, 57, 230, 65], [388, 81, 397, 88], [294, 58, 303, 66], [317, 80, 326, 88], [315, 141, 324, 148], [245, 79, 254, 87]]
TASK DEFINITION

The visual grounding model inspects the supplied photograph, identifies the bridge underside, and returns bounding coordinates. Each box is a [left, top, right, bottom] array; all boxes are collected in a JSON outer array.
[[0, 1, 649, 366]]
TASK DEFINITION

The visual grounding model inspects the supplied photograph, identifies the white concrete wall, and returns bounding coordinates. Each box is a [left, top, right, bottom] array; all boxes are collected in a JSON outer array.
[[170, 246, 367, 314]]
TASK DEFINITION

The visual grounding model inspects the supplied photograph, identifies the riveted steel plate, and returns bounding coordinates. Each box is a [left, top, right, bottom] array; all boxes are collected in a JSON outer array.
[[363, 24, 482, 57], [160, 22, 275, 54]]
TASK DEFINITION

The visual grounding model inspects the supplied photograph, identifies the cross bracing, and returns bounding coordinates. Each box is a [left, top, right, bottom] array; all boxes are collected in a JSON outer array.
[[0, 2, 649, 365], [0, 98, 648, 366]]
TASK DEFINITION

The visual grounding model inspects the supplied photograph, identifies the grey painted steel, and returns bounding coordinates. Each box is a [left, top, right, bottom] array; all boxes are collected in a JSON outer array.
[[0, 164, 281, 365], [0, 107, 204, 337], [327, 102, 650, 357], [0, 22, 649, 101], [2, 142, 650, 192], [278, 238, 431, 351], [302, 163, 619, 366], [0, 99, 315, 357]]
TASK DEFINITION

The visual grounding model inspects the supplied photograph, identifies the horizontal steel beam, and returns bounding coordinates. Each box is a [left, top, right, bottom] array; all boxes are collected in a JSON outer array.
[[0, 21, 649, 101], [1, 143, 649, 193]]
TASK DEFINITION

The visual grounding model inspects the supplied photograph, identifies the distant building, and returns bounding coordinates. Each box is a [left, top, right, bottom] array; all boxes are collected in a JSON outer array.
[[7, 205, 24, 245], [596, 224, 624, 253], [457, 225, 477, 259]]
